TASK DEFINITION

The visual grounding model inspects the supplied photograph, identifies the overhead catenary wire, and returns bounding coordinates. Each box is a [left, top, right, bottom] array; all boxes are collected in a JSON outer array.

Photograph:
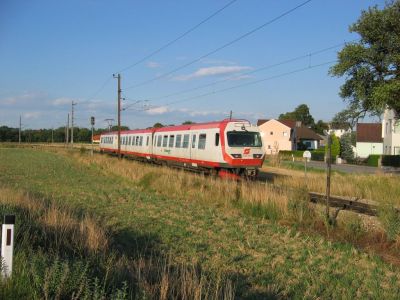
[[136, 60, 337, 111], [83, 1, 238, 107], [135, 40, 355, 103], [116, 0, 239, 74], [124, 0, 313, 90]]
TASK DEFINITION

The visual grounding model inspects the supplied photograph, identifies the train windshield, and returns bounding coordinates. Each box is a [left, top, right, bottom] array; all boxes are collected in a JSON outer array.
[[227, 131, 262, 147]]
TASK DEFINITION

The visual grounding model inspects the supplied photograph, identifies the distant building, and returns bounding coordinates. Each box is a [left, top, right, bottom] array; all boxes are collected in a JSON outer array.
[[355, 123, 383, 158], [257, 119, 322, 154], [326, 128, 352, 139], [382, 109, 400, 155]]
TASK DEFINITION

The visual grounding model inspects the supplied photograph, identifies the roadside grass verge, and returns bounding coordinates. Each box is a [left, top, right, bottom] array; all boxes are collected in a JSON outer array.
[[1, 147, 400, 298]]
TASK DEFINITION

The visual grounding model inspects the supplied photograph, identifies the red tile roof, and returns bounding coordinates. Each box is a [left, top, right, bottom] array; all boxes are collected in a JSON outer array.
[[356, 123, 382, 143]]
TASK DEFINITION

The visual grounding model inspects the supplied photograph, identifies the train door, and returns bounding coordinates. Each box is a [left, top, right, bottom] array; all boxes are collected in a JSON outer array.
[[189, 131, 198, 162]]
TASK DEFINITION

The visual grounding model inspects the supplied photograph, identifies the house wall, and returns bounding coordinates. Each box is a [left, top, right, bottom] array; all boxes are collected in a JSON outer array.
[[382, 109, 400, 155], [356, 142, 383, 158], [258, 119, 292, 154]]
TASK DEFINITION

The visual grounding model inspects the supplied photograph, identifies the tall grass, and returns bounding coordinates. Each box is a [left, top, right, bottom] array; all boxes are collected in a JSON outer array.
[[0, 187, 235, 299], [69, 150, 400, 255]]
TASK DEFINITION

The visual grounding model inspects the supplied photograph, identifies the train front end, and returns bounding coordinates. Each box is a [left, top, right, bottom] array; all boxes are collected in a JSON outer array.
[[220, 120, 265, 178]]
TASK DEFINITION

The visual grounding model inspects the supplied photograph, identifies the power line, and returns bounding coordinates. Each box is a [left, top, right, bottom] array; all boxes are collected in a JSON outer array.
[[116, 0, 239, 74], [82, 1, 237, 111], [143, 60, 336, 110], [124, 0, 313, 90], [137, 40, 353, 103]]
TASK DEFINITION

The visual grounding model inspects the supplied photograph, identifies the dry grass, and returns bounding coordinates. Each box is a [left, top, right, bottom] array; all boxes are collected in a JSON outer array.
[[0, 185, 235, 299], [0, 187, 109, 254]]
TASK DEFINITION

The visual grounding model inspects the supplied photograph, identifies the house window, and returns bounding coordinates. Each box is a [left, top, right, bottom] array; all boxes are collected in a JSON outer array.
[[169, 135, 175, 148], [192, 134, 197, 148], [270, 131, 273, 135], [182, 134, 190, 148], [268, 145, 271, 149], [162, 135, 168, 147], [198, 134, 206, 149], [175, 134, 182, 148], [215, 133, 220, 146], [283, 132, 288, 137]]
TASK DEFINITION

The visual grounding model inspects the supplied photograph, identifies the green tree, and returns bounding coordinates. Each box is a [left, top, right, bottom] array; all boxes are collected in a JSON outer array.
[[152, 122, 164, 128], [330, 1, 400, 120], [279, 104, 315, 127], [312, 120, 329, 135], [182, 120, 195, 125], [340, 132, 355, 160], [325, 134, 340, 159]]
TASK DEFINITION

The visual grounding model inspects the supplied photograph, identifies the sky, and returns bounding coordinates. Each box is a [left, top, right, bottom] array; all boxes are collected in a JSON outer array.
[[0, 0, 386, 130]]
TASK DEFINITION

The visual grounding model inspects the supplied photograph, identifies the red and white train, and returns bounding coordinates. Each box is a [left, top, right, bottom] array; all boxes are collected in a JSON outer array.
[[99, 119, 265, 178]]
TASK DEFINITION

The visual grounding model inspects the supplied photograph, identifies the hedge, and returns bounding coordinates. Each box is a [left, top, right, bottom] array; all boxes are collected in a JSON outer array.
[[366, 155, 380, 167], [381, 155, 400, 167], [311, 152, 324, 161], [279, 150, 305, 158]]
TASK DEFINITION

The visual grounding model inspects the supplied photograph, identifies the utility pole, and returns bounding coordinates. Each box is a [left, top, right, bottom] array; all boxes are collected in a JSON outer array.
[[113, 73, 122, 159], [51, 127, 54, 144], [18, 115, 21, 144], [66, 113, 70, 146], [229, 110, 232, 120], [104, 119, 114, 132], [71, 101, 77, 147], [326, 135, 332, 222]]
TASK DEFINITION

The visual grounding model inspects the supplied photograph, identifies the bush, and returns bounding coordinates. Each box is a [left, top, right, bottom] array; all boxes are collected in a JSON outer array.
[[367, 154, 380, 167], [340, 132, 355, 160], [325, 134, 340, 158], [381, 155, 400, 167]]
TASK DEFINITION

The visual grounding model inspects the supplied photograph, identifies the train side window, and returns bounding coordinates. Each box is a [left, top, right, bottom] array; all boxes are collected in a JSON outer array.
[[182, 134, 190, 148], [198, 134, 206, 149], [139, 136, 143, 146], [146, 136, 149, 146], [169, 135, 174, 148], [192, 134, 197, 148], [157, 135, 162, 147], [175, 134, 182, 148], [135, 136, 139, 146], [162, 135, 168, 147], [215, 133, 220, 146]]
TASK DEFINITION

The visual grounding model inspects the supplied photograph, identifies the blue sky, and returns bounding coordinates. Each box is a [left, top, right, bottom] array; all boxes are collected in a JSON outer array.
[[0, 0, 385, 130]]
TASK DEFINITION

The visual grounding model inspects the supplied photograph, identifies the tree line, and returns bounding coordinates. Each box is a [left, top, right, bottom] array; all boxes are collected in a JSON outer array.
[[0, 126, 127, 143]]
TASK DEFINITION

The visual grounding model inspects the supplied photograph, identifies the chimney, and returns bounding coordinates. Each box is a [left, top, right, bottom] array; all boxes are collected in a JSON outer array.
[[295, 121, 302, 127]]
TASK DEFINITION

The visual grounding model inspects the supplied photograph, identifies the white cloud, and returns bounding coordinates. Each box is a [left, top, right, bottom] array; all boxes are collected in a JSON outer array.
[[0, 91, 47, 105], [174, 65, 252, 81], [147, 61, 161, 68], [23, 111, 42, 119], [52, 97, 74, 106], [146, 106, 170, 115]]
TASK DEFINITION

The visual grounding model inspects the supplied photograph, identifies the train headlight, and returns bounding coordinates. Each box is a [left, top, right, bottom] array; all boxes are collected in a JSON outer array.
[[231, 154, 242, 158], [253, 154, 263, 159]]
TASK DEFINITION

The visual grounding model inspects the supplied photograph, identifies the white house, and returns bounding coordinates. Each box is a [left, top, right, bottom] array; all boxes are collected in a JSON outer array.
[[355, 123, 383, 158], [382, 109, 400, 155], [326, 128, 352, 139]]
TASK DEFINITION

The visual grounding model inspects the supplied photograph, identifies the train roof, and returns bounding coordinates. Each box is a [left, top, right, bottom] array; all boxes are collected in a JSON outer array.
[[100, 119, 251, 136]]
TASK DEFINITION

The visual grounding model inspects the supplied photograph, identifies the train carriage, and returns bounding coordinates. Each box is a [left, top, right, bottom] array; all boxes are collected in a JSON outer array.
[[100, 119, 265, 178]]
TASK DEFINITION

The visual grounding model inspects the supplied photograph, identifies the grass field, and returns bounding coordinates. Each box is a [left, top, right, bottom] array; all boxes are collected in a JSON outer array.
[[1, 147, 400, 298]]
